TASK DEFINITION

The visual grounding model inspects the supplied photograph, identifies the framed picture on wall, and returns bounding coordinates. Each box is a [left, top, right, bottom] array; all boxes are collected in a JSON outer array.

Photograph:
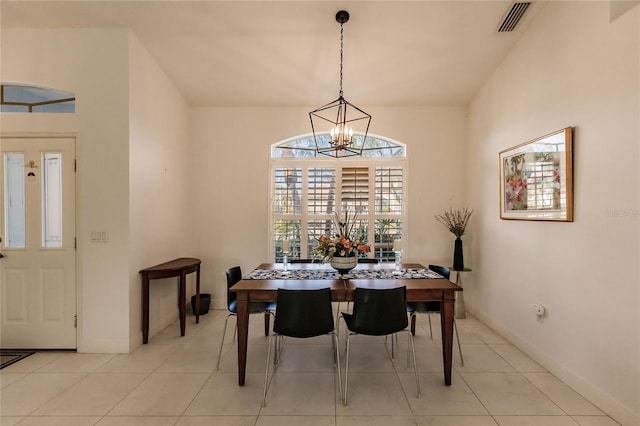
[[499, 127, 574, 221]]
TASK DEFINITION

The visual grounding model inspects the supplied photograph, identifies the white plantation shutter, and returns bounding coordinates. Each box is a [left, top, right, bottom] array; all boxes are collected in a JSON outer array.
[[308, 167, 336, 215], [340, 167, 369, 214]]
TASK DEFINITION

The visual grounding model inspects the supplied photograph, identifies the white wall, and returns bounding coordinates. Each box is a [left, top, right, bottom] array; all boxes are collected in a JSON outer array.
[[466, 3, 639, 424], [128, 35, 194, 349], [190, 105, 468, 308], [1, 29, 132, 353]]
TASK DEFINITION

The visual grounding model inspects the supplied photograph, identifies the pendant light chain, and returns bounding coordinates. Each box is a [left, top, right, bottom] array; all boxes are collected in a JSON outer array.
[[339, 22, 344, 98], [309, 10, 371, 158]]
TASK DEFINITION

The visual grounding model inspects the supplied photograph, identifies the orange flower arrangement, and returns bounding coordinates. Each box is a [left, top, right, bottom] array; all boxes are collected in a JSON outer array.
[[312, 211, 371, 262]]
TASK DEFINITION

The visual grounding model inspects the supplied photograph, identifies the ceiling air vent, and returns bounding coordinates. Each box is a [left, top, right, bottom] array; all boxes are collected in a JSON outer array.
[[498, 2, 531, 32]]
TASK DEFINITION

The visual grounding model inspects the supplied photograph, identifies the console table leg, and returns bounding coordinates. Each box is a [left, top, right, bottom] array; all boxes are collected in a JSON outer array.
[[142, 276, 150, 344], [179, 271, 187, 336]]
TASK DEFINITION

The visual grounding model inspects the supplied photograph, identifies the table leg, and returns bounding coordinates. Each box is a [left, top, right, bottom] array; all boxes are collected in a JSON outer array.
[[179, 271, 187, 337], [195, 265, 201, 324], [142, 275, 150, 344], [236, 293, 249, 386], [441, 294, 455, 386]]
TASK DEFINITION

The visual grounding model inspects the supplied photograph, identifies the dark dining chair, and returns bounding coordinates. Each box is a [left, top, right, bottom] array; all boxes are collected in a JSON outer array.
[[289, 258, 316, 263], [340, 286, 420, 405], [262, 288, 342, 406], [406, 264, 463, 366], [215, 266, 276, 370]]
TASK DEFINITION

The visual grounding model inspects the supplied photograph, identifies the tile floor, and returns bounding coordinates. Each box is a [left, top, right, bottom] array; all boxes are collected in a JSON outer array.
[[0, 309, 620, 426]]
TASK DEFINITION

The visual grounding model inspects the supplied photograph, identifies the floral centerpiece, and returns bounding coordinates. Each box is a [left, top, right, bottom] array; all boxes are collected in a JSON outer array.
[[434, 207, 473, 271], [312, 211, 370, 272]]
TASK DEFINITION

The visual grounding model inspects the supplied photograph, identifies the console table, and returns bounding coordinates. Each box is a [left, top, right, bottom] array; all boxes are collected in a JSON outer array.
[[140, 257, 201, 344]]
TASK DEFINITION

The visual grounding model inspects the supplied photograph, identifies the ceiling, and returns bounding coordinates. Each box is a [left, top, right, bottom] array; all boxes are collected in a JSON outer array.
[[1, 1, 541, 107]]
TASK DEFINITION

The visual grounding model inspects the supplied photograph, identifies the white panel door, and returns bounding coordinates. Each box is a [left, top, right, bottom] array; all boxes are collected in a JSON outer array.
[[1, 137, 76, 349]]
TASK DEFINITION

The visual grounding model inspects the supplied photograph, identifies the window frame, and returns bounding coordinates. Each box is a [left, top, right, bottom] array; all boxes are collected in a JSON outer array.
[[269, 135, 408, 262]]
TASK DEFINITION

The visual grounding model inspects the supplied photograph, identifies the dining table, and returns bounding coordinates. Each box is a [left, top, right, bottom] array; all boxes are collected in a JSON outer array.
[[230, 262, 462, 386]]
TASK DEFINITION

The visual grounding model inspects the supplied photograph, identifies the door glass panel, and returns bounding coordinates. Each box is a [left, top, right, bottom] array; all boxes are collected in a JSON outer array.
[[42, 153, 63, 248], [4, 153, 26, 248]]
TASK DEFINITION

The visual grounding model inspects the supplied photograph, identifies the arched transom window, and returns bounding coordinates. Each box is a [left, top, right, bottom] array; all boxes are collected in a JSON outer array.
[[270, 133, 407, 262], [1, 84, 75, 113]]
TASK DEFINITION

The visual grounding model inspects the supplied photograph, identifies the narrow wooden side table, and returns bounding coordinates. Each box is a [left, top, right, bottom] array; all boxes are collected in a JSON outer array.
[[140, 257, 201, 344], [450, 267, 471, 319]]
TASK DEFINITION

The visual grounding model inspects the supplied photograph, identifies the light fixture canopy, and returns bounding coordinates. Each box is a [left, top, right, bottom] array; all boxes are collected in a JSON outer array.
[[310, 10, 371, 158]]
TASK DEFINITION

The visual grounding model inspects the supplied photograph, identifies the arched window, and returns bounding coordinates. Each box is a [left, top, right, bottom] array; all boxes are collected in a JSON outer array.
[[270, 133, 407, 262], [1, 84, 75, 113]]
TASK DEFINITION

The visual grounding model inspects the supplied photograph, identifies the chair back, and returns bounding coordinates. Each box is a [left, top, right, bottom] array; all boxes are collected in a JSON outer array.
[[225, 266, 242, 311], [349, 287, 408, 336], [428, 264, 451, 280], [289, 259, 316, 264], [357, 258, 380, 264], [273, 288, 334, 338]]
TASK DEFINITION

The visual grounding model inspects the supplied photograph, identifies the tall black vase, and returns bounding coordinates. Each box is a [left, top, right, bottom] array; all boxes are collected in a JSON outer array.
[[453, 237, 464, 270]]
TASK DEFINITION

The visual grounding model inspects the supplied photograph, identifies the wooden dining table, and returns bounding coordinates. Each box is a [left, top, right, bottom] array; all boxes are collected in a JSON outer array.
[[230, 262, 462, 386]]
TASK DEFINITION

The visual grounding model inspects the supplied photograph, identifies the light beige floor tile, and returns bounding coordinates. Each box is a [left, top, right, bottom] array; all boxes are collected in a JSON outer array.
[[415, 416, 499, 425], [454, 345, 516, 373], [523, 373, 604, 416], [461, 372, 564, 416], [36, 353, 116, 373], [0, 352, 65, 373], [95, 416, 179, 425], [465, 324, 510, 345], [147, 318, 204, 346], [109, 373, 209, 416], [337, 415, 416, 425], [342, 340, 397, 372], [260, 372, 338, 415], [157, 345, 218, 373], [0, 373, 85, 416], [489, 345, 546, 373], [405, 341, 446, 373], [0, 373, 27, 388], [399, 371, 488, 415], [0, 312, 620, 426], [15, 416, 102, 425], [571, 416, 622, 425], [256, 415, 336, 426], [338, 372, 411, 415], [97, 344, 179, 373], [494, 416, 579, 425], [216, 343, 272, 373], [270, 340, 340, 372], [34, 373, 148, 416], [185, 372, 265, 416], [425, 318, 486, 346], [177, 416, 257, 425]]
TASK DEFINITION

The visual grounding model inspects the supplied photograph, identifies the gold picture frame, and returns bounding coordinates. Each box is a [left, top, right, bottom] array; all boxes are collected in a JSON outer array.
[[499, 127, 574, 221]]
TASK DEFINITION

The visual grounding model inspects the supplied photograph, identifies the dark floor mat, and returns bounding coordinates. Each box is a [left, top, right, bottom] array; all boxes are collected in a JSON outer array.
[[0, 350, 35, 369]]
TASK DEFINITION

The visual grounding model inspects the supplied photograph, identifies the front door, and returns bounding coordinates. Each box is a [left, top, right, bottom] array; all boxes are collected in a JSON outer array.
[[1, 137, 76, 349]]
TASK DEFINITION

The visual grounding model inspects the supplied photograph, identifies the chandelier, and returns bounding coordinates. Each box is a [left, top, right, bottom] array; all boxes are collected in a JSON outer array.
[[309, 10, 371, 158]]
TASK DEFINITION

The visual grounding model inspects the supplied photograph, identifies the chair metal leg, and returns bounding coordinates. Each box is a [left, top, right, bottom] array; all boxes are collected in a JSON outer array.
[[216, 313, 235, 370], [262, 334, 277, 407], [331, 332, 343, 404], [343, 333, 352, 405], [405, 329, 421, 398]]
